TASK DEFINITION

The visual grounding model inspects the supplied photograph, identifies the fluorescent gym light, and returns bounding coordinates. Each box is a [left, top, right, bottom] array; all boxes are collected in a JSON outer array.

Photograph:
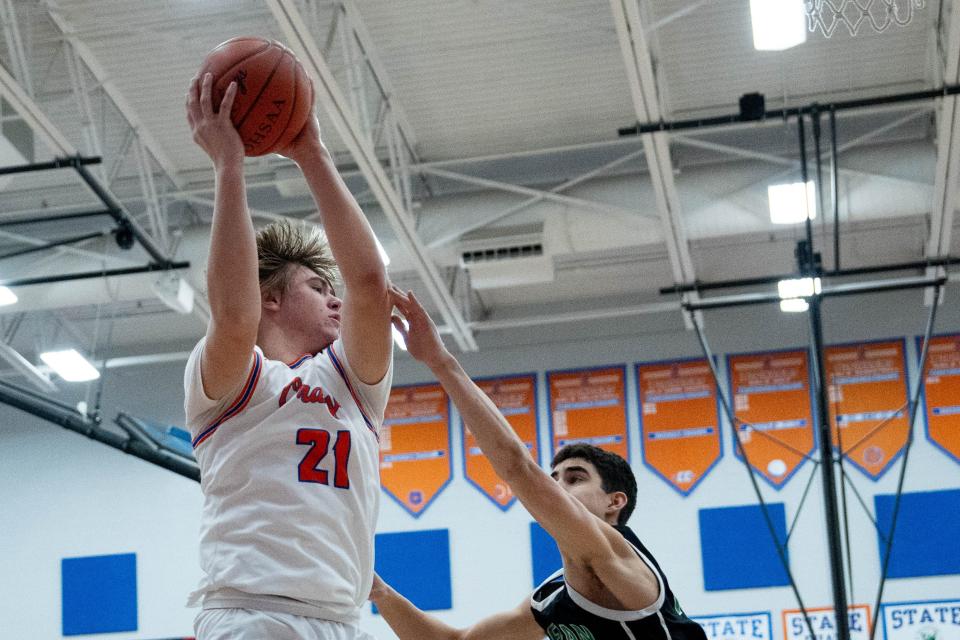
[[768, 181, 817, 224], [39, 349, 101, 382], [780, 298, 810, 313], [751, 0, 807, 51], [777, 277, 822, 299], [0, 286, 17, 306], [392, 323, 407, 351], [375, 236, 390, 266]]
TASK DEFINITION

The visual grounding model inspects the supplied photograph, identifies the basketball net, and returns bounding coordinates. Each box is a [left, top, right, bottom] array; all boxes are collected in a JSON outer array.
[[805, 0, 926, 37]]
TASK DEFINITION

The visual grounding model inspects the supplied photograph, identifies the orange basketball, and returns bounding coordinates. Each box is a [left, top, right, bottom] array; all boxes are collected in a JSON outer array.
[[198, 36, 314, 157]]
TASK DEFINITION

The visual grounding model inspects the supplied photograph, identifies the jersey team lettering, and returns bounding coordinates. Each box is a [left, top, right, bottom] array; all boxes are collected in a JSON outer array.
[[547, 623, 595, 640], [280, 375, 342, 417]]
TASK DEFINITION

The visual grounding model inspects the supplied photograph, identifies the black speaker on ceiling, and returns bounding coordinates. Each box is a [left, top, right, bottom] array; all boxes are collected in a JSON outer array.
[[739, 93, 766, 121]]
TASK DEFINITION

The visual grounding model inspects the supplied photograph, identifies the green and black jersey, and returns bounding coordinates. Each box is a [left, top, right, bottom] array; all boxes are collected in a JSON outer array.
[[530, 525, 707, 640]]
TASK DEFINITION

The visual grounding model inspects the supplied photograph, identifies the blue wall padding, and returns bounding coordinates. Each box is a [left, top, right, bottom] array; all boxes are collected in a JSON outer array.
[[875, 488, 960, 578], [61, 552, 138, 635], [699, 503, 790, 590], [374, 529, 452, 612], [530, 521, 562, 587]]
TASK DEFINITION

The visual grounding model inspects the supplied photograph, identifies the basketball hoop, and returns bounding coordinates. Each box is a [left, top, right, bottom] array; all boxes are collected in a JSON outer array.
[[804, 0, 926, 37]]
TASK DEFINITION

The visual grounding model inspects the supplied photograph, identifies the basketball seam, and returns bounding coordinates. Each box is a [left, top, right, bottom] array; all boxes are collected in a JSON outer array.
[[213, 40, 273, 128], [235, 50, 286, 150], [282, 61, 303, 146], [284, 62, 299, 145], [272, 55, 299, 149]]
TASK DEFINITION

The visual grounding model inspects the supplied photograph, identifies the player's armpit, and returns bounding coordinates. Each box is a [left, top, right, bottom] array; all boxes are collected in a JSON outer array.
[[200, 323, 257, 402], [461, 597, 545, 640], [565, 529, 662, 613]]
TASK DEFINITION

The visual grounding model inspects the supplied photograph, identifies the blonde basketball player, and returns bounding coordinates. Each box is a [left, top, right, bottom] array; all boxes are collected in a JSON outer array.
[[184, 73, 392, 639]]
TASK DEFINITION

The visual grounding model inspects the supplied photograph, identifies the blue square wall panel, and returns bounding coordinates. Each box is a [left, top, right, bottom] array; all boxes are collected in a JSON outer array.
[[530, 522, 562, 587], [61, 552, 138, 635], [374, 529, 451, 612], [875, 488, 960, 578], [698, 503, 790, 591]]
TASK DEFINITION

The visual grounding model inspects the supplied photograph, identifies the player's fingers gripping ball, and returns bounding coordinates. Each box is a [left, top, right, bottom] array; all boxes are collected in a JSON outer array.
[[197, 36, 314, 156]]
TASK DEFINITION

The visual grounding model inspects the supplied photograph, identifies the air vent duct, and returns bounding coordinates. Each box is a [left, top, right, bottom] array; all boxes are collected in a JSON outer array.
[[458, 222, 553, 289]]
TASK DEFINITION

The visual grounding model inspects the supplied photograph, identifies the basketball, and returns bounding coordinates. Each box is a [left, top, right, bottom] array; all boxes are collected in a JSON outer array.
[[198, 36, 314, 156]]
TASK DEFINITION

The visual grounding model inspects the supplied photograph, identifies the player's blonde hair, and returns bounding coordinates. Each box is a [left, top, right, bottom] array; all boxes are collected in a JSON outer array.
[[256, 220, 338, 295]]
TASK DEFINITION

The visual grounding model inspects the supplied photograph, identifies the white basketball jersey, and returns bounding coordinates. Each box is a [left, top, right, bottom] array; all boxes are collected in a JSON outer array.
[[183, 337, 391, 623]]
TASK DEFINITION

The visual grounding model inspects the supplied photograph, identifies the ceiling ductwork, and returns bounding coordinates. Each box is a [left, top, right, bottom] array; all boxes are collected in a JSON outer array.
[[458, 222, 554, 290]]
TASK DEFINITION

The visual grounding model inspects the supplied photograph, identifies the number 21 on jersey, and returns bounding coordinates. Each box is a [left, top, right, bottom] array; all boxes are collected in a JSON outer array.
[[296, 428, 351, 488]]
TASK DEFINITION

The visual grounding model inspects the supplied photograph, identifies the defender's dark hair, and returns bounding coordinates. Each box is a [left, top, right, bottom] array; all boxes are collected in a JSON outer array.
[[551, 443, 637, 525]]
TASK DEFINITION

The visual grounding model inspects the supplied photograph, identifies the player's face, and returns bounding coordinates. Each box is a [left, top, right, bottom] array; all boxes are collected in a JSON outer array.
[[276, 265, 342, 351], [550, 458, 615, 523]]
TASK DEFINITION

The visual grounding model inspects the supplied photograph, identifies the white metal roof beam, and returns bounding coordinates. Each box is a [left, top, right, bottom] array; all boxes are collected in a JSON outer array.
[[43, 5, 182, 185], [267, 0, 476, 351], [926, 0, 960, 304], [427, 147, 648, 249], [420, 166, 658, 220], [611, 0, 697, 326], [675, 135, 933, 187]]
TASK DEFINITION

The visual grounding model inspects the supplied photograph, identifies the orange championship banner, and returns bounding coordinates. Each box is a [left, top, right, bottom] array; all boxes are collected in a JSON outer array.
[[727, 349, 817, 488], [547, 365, 629, 461], [825, 339, 909, 479], [380, 383, 452, 517], [636, 358, 722, 496], [461, 374, 539, 511], [919, 333, 960, 464]]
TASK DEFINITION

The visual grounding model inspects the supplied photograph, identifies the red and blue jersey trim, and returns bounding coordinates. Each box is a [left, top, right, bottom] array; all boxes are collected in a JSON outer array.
[[327, 344, 379, 440], [192, 351, 263, 449], [287, 353, 313, 369]]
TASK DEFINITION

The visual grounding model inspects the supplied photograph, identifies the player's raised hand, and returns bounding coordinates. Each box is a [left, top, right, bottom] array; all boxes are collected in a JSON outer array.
[[276, 114, 325, 166], [186, 72, 243, 169], [390, 286, 452, 369]]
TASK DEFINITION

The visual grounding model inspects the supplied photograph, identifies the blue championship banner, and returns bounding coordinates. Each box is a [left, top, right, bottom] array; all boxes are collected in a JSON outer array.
[[692, 612, 772, 640], [882, 599, 960, 640]]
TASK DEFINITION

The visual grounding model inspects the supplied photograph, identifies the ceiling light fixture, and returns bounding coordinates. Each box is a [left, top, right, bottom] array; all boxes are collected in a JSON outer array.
[[392, 323, 407, 351], [779, 298, 810, 313], [751, 0, 807, 51], [768, 181, 817, 224], [777, 277, 822, 299], [39, 349, 101, 382], [375, 237, 390, 267], [0, 286, 18, 306]]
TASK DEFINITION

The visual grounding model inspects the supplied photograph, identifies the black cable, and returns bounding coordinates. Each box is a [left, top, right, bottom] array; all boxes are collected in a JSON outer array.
[[688, 309, 817, 640], [836, 402, 857, 603], [839, 466, 886, 544], [870, 284, 941, 640], [786, 461, 822, 544], [830, 108, 840, 271], [736, 421, 821, 463]]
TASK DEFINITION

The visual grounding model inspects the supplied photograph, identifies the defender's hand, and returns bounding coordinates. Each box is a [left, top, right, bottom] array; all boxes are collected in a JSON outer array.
[[389, 287, 453, 370]]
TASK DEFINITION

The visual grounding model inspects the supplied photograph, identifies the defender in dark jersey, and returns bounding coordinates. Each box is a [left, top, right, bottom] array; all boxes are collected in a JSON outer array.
[[369, 288, 706, 640]]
